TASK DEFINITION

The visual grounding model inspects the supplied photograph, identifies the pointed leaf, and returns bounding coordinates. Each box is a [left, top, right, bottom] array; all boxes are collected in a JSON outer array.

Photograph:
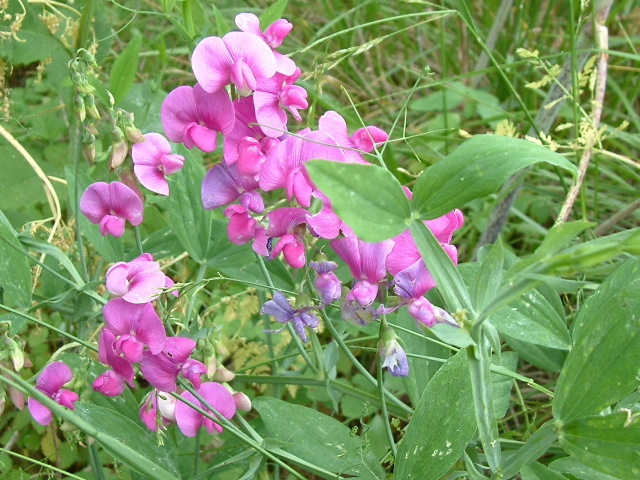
[[260, 0, 289, 30], [0, 211, 31, 308], [306, 160, 411, 242], [558, 410, 640, 479], [109, 35, 142, 104], [553, 257, 640, 422], [395, 350, 475, 480], [411, 135, 577, 219], [501, 422, 557, 478]]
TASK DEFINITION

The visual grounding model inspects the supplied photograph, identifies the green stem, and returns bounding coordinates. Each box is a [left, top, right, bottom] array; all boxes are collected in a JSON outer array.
[[72, 120, 89, 283], [185, 263, 208, 329], [0, 446, 86, 480], [88, 442, 106, 480], [133, 225, 144, 256], [377, 353, 398, 459], [320, 310, 412, 415]]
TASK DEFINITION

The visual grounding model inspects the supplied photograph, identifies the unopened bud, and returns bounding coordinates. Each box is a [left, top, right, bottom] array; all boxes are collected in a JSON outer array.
[[73, 94, 86, 122], [232, 391, 252, 411], [85, 94, 100, 120], [110, 127, 128, 169], [82, 132, 96, 164], [212, 365, 235, 382], [214, 340, 229, 357]]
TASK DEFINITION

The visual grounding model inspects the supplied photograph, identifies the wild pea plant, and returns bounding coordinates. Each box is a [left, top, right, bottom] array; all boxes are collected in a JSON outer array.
[[1, 0, 640, 479]]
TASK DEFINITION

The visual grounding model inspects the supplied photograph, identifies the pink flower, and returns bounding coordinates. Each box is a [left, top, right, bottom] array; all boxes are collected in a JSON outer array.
[[140, 389, 177, 431], [201, 161, 261, 211], [93, 328, 135, 396], [175, 382, 237, 436], [106, 253, 175, 304], [28, 361, 79, 425], [102, 298, 166, 363], [235, 13, 296, 75], [319, 111, 388, 162], [80, 181, 144, 237], [330, 237, 394, 306], [254, 69, 308, 137], [192, 32, 277, 96], [132, 133, 185, 195], [140, 336, 206, 393], [264, 207, 309, 268], [161, 84, 234, 152]]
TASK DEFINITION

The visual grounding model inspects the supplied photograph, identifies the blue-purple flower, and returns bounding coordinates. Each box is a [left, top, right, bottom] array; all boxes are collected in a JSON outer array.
[[378, 330, 409, 377], [261, 291, 319, 343]]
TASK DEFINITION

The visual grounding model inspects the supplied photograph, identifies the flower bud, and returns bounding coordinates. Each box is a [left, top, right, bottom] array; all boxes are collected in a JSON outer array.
[[233, 391, 252, 411], [73, 94, 86, 122], [85, 94, 100, 120], [110, 127, 128, 169], [378, 326, 409, 377]]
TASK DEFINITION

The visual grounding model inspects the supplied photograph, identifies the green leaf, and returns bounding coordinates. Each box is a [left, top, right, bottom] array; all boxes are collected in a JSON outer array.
[[503, 334, 566, 373], [490, 289, 571, 350], [18, 235, 85, 287], [161, 0, 177, 13], [0, 211, 32, 309], [167, 149, 214, 263], [253, 396, 384, 479], [409, 219, 472, 312], [553, 257, 640, 422], [557, 410, 640, 478], [411, 135, 577, 220], [211, 3, 231, 36], [108, 35, 142, 104], [521, 461, 567, 480], [395, 350, 475, 480], [550, 456, 622, 480], [491, 351, 518, 419], [259, 0, 289, 30], [472, 239, 504, 310], [306, 160, 411, 242], [501, 422, 557, 478]]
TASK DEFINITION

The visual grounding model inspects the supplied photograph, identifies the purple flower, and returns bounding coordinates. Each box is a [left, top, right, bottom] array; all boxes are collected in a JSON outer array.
[[161, 84, 234, 152], [105, 253, 174, 304], [261, 291, 319, 343], [174, 382, 237, 437], [132, 132, 185, 195], [28, 362, 79, 425], [201, 161, 261, 210], [102, 299, 166, 363], [80, 181, 144, 237], [93, 328, 135, 396], [330, 237, 394, 306], [192, 32, 277, 96], [140, 336, 207, 392], [234, 13, 296, 75], [309, 260, 341, 304], [378, 336, 409, 377]]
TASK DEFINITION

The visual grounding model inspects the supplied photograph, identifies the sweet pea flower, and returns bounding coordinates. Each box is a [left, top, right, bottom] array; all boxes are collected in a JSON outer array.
[[140, 336, 207, 392], [80, 181, 143, 237], [264, 207, 309, 268], [102, 298, 166, 363], [254, 69, 308, 137], [132, 133, 185, 195], [235, 13, 296, 75], [28, 361, 79, 425], [201, 161, 261, 211], [309, 260, 342, 304], [140, 389, 177, 431], [378, 332, 409, 377], [93, 328, 135, 396], [161, 84, 234, 152], [106, 253, 175, 304], [261, 290, 319, 343], [192, 32, 277, 96], [175, 382, 237, 437], [330, 237, 394, 306], [319, 111, 388, 162]]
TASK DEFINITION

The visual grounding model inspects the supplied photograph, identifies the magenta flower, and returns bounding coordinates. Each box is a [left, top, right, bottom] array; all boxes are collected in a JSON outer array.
[[140, 336, 207, 392], [309, 260, 342, 304], [330, 237, 394, 306], [307, 192, 355, 239], [80, 181, 143, 237], [132, 133, 185, 195], [93, 328, 135, 396], [102, 298, 166, 363], [259, 129, 345, 207], [261, 290, 319, 343], [106, 253, 174, 304], [264, 207, 309, 268], [235, 13, 296, 75], [319, 111, 388, 162], [192, 32, 277, 96], [140, 390, 177, 431], [161, 84, 234, 152], [27, 361, 79, 425], [201, 161, 261, 211], [254, 69, 308, 137], [174, 382, 237, 437]]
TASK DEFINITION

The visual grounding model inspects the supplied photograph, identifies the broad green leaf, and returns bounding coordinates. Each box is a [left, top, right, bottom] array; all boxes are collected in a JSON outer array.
[[411, 135, 577, 220], [521, 461, 567, 480], [65, 166, 124, 263], [395, 350, 475, 480], [306, 160, 411, 242], [211, 3, 231, 36], [167, 149, 214, 263], [409, 219, 471, 312], [558, 410, 640, 478], [161, 0, 177, 13], [259, 0, 289, 30], [501, 422, 557, 478], [253, 396, 384, 479], [491, 289, 571, 350], [0, 211, 31, 309], [109, 35, 142, 104], [18, 235, 85, 287], [491, 351, 518, 419], [553, 257, 640, 422], [550, 456, 621, 480], [472, 239, 504, 310]]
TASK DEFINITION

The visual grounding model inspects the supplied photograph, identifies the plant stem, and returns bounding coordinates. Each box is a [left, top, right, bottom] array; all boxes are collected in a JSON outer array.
[[377, 353, 398, 459]]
